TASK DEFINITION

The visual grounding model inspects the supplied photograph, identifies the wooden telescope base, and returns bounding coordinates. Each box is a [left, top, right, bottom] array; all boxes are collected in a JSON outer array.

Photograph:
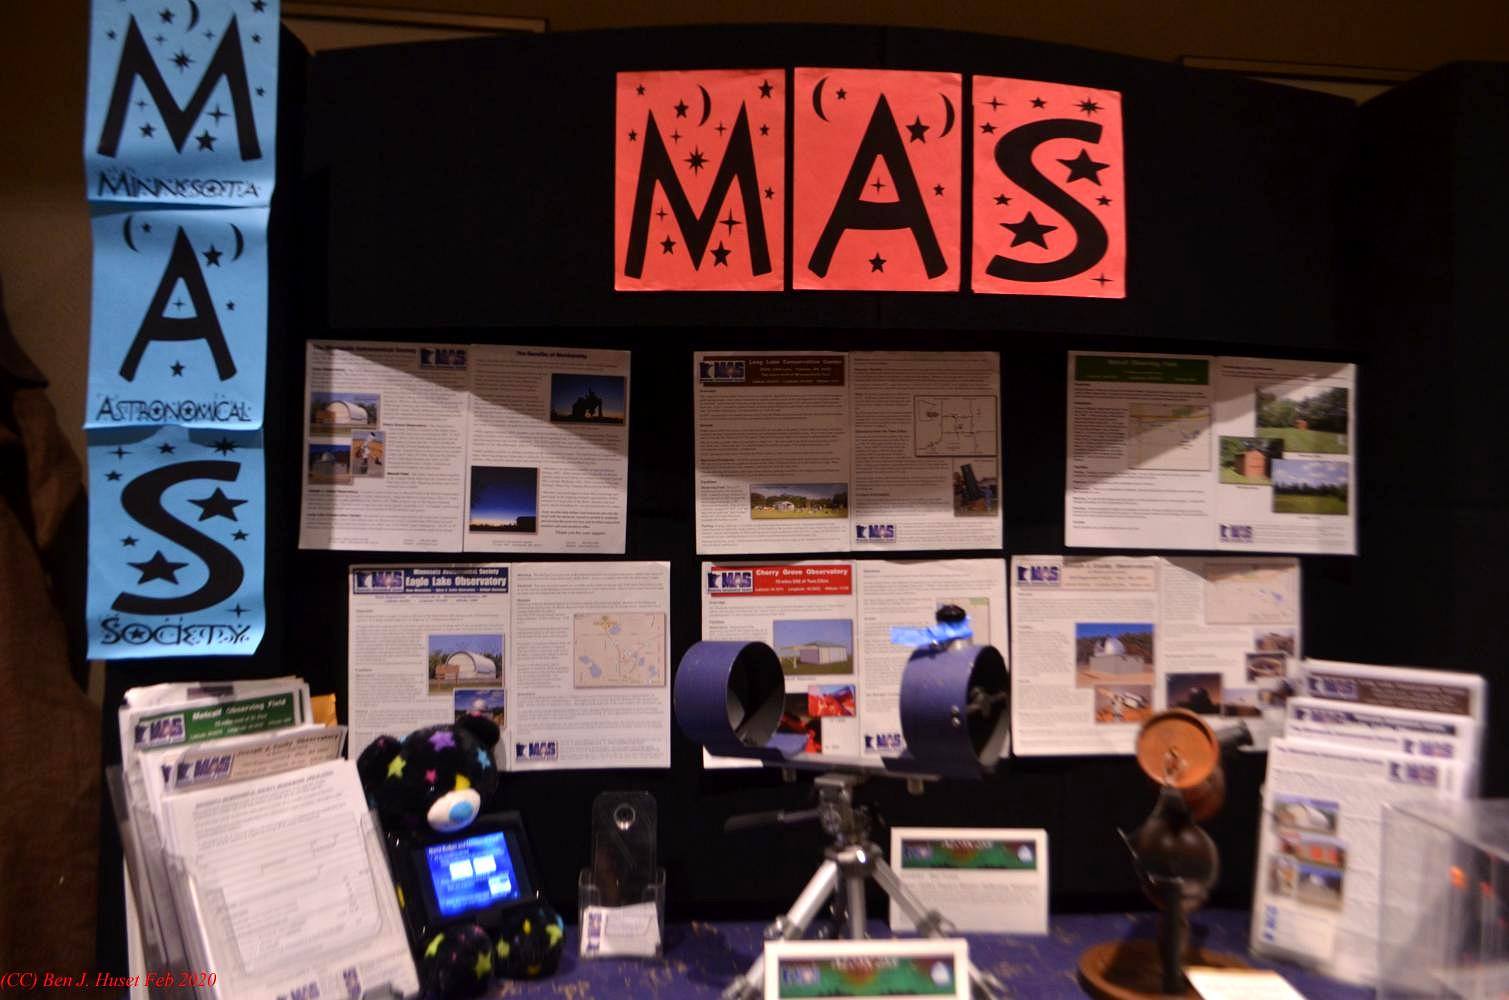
[[1077, 939, 1250, 999]]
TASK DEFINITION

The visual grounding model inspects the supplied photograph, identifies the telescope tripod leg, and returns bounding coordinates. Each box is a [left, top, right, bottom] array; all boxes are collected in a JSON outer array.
[[720, 859, 843, 1000], [871, 859, 1006, 1000]]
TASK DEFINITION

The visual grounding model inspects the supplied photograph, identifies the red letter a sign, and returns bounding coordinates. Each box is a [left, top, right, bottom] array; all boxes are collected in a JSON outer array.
[[793, 68, 963, 292], [615, 69, 785, 291]]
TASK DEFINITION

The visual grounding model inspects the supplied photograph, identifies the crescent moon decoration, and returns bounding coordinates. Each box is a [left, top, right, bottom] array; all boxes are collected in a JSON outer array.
[[123, 215, 138, 252], [230, 223, 244, 261], [698, 85, 712, 126], [939, 93, 956, 138], [812, 76, 830, 122], [186, 0, 199, 31]]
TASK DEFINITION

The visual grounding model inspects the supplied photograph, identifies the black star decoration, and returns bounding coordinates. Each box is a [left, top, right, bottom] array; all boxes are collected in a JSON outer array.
[[655, 207, 667, 221], [980, 122, 997, 134], [905, 115, 930, 143], [868, 252, 886, 272], [106, 471, 122, 481], [985, 96, 1003, 111], [711, 242, 732, 266], [994, 193, 1011, 206], [139, 123, 156, 138], [232, 530, 249, 541], [209, 105, 227, 123], [1097, 195, 1112, 206], [1031, 96, 1046, 108], [204, 29, 214, 39], [1078, 98, 1102, 115], [835, 88, 847, 100], [759, 79, 773, 99], [715, 121, 727, 136], [635, 84, 645, 96], [685, 148, 707, 174], [627, 129, 637, 142], [1093, 274, 1113, 286], [111, 446, 129, 459], [129, 550, 187, 585], [933, 183, 945, 196], [870, 177, 886, 193], [136, 99, 147, 110], [154, 33, 165, 44], [251, 33, 261, 44], [107, 29, 117, 39], [195, 130, 216, 150], [172, 50, 193, 71], [230, 604, 248, 618], [121, 535, 138, 547], [252, 0, 266, 10], [1058, 148, 1110, 184], [189, 487, 247, 522], [202, 244, 222, 266], [172, 298, 184, 310], [673, 99, 689, 118], [225, 301, 235, 310], [255, 87, 265, 97], [669, 129, 682, 143], [141, 222, 152, 233], [660, 236, 676, 254], [210, 437, 237, 455], [158, 442, 176, 454], [759, 124, 769, 136], [170, 361, 185, 376], [1001, 212, 1058, 248], [720, 211, 740, 234], [158, 7, 173, 22], [764, 186, 774, 200]]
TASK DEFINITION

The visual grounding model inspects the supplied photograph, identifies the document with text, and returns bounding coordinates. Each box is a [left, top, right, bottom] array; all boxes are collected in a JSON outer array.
[[701, 558, 1006, 765], [1066, 352, 1356, 554], [300, 341, 629, 553], [1010, 554, 1300, 755], [695, 351, 1001, 554], [347, 562, 670, 771]]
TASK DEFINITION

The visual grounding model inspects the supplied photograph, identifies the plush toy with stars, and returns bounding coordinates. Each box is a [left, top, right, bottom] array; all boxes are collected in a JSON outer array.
[[357, 716, 565, 999]]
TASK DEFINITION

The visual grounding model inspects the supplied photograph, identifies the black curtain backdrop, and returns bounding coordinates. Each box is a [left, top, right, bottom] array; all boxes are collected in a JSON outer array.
[[93, 23, 1509, 974]]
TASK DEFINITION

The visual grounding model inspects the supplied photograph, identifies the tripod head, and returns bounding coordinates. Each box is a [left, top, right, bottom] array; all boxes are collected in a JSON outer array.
[[723, 771, 881, 849]]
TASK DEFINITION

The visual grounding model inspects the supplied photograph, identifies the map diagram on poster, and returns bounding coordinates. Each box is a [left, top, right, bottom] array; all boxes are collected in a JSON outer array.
[[915, 396, 996, 456], [1127, 402, 1210, 471], [1204, 563, 1299, 625], [573, 612, 667, 688]]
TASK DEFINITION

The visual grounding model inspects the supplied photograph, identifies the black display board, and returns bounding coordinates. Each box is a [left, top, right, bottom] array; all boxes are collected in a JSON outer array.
[[94, 23, 1509, 972]]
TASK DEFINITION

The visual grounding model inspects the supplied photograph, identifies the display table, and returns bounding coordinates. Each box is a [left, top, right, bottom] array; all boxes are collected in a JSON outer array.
[[490, 910, 1365, 998]]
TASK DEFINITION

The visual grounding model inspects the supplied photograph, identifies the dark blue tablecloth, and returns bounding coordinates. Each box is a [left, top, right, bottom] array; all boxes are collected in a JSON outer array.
[[487, 910, 1369, 998]]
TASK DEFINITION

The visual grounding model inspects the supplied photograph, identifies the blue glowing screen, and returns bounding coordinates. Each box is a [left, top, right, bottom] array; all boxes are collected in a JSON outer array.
[[424, 831, 521, 918]]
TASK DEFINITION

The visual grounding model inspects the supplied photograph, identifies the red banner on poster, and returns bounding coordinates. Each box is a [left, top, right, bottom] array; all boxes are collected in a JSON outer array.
[[971, 76, 1125, 297], [614, 69, 786, 291], [793, 68, 963, 292]]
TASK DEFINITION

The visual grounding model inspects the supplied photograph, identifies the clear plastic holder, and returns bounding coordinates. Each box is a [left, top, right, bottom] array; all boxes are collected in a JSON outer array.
[[577, 867, 667, 959], [1381, 799, 1509, 1000], [126, 791, 416, 999]]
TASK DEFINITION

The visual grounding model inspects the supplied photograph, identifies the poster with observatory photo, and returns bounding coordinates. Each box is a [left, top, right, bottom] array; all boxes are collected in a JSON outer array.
[[299, 341, 629, 553]]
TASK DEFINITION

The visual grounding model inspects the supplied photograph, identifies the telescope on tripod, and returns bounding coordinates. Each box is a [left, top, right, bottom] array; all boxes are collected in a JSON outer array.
[[673, 606, 1012, 1000]]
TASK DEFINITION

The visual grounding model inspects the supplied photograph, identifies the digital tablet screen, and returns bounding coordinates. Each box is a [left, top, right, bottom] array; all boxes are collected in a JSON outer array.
[[422, 830, 523, 919]]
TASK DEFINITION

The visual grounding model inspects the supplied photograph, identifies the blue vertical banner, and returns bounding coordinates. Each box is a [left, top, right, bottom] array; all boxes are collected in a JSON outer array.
[[83, 0, 277, 659], [83, 0, 279, 206], [86, 205, 268, 430], [87, 426, 266, 658]]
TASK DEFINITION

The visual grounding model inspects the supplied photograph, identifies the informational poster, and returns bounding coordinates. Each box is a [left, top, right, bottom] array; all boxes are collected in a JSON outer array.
[[1009, 554, 1300, 755], [694, 351, 1001, 554], [1250, 738, 1464, 985], [347, 563, 670, 771], [701, 558, 1007, 765], [299, 341, 630, 553], [86, 425, 265, 658], [1066, 352, 1357, 555]]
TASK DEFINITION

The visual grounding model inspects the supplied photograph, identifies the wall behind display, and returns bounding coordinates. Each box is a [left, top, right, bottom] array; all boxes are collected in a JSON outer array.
[[88, 24, 1509, 970]]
